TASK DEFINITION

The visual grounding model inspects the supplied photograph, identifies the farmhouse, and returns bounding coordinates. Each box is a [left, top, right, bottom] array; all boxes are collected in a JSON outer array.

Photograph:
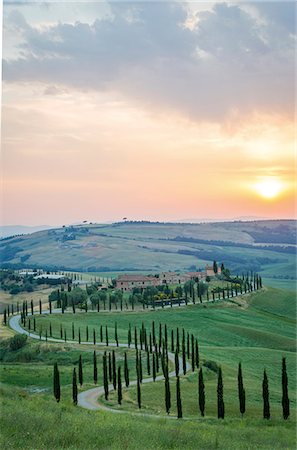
[[116, 274, 159, 291], [205, 265, 221, 277], [116, 264, 222, 291]]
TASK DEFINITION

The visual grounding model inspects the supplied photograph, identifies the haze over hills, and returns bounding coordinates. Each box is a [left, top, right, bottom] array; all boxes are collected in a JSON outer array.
[[0, 220, 296, 289]]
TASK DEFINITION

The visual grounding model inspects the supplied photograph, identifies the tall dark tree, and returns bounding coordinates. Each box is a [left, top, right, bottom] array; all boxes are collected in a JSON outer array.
[[108, 352, 112, 382], [217, 367, 225, 419], [262, 369, 270, 419], [78, 355, 83, 386], [124, 352, 129, 387], [86, 325, 89, 342], [93, 351, 98, 384], [152, 352, 156, 381], [103, 352, 109, 400], [171, 329, 174, 352], [128, 324, 131, 348], [72, 322, 75, 340], [3, 309, 7, 326], [115, 322, 119, 347], [93, 328, 96, 345], [213, 261, 218, 274], [117, 366, 122, 404], [195, 339, 199, 368], [137, 376, 141, 409], [39, 299, 42, 315], [238, 362, 246, 418], [53, 362, 61, 402], [72, 367, 78, 405], [146, 351, 151, 375], [112, 350, 117, 390], [49, 322, 52, 337], [165, 373, 171, 414], [176, 376, 182, 419], [182, 341, 187, 375], [191, 334, 195, 372], [31, 300, 34, 316], [282, 357, 290, 420], [78, 328, 81, 344], [175, 348, 180, 377], [139, 351, 143, 383], [198, 368, 205, 417], [106, 326, 109, 346], [176, 328, 180, 353]]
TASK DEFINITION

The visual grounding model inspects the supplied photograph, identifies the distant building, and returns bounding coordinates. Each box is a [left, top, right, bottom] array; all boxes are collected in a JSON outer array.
[[34, 274, 66, 281], [159, 272, 189, 284], [186, 271, 206, 280], [116, 274, 159, 291], [205, 265, 221, 277]]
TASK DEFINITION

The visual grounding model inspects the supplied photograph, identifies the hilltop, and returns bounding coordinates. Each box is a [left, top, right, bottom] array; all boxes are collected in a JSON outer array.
[[0, 220, 296, 289]]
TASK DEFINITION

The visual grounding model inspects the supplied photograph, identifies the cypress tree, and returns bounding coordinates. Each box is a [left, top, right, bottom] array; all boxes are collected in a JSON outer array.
[[124, 352, 129, 387], [72, 300, 75, 314], [176, 376, 182, 419], [115, 322, 119, 347], [134, 327, 138, 349], [217, 367, 225, 419], [238, 362, 246, 418], [262, 369, 270, 419], [152, 321, 156, 346], [64, 330, 67, 342], [33, 317, 36, 331], [195, 339, 199, 368], [128, 324, 131, 348], [93, 328, 96, 345], [149, 333, 152, 353], [282, 357, 290, 420], [175, 348, 180, 377], [138, 350, 143, 382], [78, 355, 83, 386], [31, 300, 34, 316], [187, 333, 190, 359], [165, 373, 171, 414], [53, 362, 61, 402], [78, 328, 81, 344], [137, 375, 141, 409], [152, 352, 156, 381], [49, 322, 52, 337], [176, 328, 180, 353], [39, 300, 42, 315], [86, 325, 89, 342], [106, 326, 109, 346], [60, 324, 63, 340], [171, 329, 174, 352], [100, 325, 103, 343], [147, 351, 151, 375], [117, 367, 122, 405], [93, 351, 98, 384], [191, 334, 195, 372], [182, 341, 186, 375], [3, 309, 7, 325], [103, 352, 109, 400], [108, 352, 112, 382], [72, 367, 78, 405], [112, 350, 117, 390], [72, 322, 75, 340], [198, 368, 205, 417]]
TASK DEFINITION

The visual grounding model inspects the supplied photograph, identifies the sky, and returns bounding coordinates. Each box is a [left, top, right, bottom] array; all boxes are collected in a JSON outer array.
[[1, 0, 296, 225]]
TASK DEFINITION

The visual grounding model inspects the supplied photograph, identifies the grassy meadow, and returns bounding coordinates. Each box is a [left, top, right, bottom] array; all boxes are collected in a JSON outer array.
[[0, 285, 296, 449]]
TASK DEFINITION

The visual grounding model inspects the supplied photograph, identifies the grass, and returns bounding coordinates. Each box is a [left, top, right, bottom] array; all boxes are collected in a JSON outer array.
[[0, 286, 296, 449]]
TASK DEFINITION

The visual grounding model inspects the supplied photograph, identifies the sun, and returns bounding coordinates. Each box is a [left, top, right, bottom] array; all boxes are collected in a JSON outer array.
[[254, 177, 283, 199]]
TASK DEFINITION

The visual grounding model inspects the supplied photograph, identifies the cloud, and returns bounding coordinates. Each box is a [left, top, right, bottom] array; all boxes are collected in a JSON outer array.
[[2, 1, 295, 121]]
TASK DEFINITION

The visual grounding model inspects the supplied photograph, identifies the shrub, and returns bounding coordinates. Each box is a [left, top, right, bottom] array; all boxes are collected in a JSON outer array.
[[203, 360, 220, 374], [9, 334, 28, 351]]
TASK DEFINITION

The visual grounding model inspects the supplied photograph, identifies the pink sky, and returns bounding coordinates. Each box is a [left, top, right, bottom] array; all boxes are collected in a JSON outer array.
[[1, 1, 296, 225]]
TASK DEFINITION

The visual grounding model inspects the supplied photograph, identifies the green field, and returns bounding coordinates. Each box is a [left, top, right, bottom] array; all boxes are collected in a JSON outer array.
[[0, 286, 296, 449]]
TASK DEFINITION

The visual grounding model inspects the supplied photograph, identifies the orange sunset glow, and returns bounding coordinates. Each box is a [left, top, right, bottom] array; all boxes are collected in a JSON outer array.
[[1, 1, 296, 225]]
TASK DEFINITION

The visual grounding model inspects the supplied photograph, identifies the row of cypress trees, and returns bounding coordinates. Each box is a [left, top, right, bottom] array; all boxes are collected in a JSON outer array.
[[3, 272, 263, 326], [54, 349, 290, 421]]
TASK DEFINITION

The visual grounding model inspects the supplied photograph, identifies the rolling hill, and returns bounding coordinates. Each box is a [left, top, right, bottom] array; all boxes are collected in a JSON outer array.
[[0, 220, 296, 289]]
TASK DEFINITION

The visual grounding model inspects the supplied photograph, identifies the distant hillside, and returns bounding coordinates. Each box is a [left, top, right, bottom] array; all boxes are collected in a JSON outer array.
[[0, 225, 55, 239], [0, 220, 296, 284]]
